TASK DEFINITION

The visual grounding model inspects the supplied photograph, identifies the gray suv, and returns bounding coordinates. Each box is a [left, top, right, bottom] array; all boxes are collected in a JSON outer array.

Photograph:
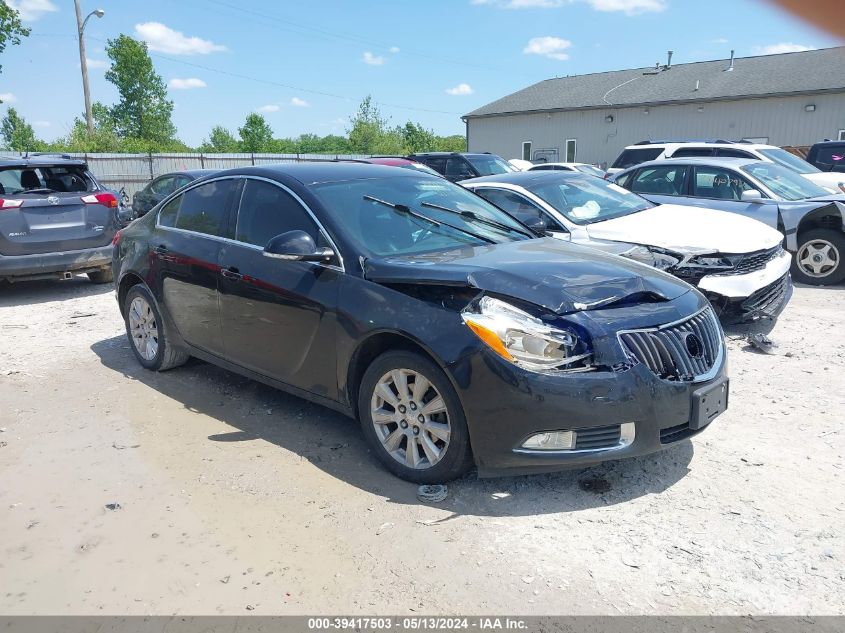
[[0, 155, 117, 283], [611, 157, 845, 285]]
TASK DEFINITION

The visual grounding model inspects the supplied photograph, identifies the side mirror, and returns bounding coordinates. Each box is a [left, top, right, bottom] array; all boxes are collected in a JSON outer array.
[[741, 189, 764, 202], [263, 230, 335, 263]]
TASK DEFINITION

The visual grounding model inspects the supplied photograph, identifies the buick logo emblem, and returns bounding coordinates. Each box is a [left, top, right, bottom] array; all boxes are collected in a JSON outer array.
[[685, 333, 704, 358], [47, 196, 59, 206]]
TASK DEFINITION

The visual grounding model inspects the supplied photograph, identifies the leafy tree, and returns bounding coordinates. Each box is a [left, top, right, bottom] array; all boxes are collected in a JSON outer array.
[[1, 107, 43, 151], [0, 1, 29, 82], [347, 96, 391, 154], [238, 113, 273, 152], [105, 34, 175, 143], [58, 102, 122, 152], [199, 125, 240, 153], [399, 122, 436, 153], [434, 134, 466, 152]]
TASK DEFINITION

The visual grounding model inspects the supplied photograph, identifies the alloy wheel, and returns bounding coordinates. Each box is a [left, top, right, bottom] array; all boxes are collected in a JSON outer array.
[[128, 296, 159, 361], [796, 238, 840, 279], [370, 369, 451, 470]]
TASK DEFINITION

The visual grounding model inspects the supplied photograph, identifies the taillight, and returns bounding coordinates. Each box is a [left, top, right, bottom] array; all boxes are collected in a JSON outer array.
[[112, 229, 122, 246], [0, 198, 24, 210], [82, 192, 119, 208]]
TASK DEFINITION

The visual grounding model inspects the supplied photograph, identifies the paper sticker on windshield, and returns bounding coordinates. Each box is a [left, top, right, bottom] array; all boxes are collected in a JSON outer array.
[[606, 183, 634, 195]]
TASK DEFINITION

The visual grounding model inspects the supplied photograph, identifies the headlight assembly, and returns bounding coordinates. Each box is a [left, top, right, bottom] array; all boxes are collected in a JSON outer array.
[[461, 296, 592, 372], [686, 254, 744, 270], [619, 245, 681, 270]]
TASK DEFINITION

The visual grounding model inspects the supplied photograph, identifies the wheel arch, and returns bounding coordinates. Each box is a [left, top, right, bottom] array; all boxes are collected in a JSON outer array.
[[796, 204, 844, 240], [117, 272, 146, 315]]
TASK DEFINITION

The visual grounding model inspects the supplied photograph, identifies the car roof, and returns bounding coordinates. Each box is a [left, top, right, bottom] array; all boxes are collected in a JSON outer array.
[[355, 157, 418, 166], [207, 162, 437, 185], [461, 170, 584, 186], [170, 169, 218, 178], [811, 140, 845, 147], [620, 157, 766, 171], [411, 152, 497, 158], [0, 155, 88, 168]]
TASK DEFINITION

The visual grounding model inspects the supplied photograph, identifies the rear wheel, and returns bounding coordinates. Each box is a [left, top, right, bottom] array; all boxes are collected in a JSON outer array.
[[123, 285, 189, 371], [358, 351, 471, 484], [87, 267, 114, 284], [791, 228, 845, 285]]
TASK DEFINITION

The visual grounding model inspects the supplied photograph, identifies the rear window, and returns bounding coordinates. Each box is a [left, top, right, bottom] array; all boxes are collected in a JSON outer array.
[[0, 165, 95, 195], [611, 148, 663, 169]]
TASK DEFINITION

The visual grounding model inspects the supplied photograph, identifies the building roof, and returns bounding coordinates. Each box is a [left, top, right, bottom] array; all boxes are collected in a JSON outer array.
[[465, 47, 845, 118]]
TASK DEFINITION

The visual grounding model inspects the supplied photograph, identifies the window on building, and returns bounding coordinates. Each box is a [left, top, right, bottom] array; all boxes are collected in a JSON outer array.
[[565, 139, 577, 163], [839, 130, 845, 141], [522, 141, 532, 161]]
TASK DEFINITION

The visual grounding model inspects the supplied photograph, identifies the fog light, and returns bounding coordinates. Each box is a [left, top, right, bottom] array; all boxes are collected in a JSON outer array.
[[521, 430, 575, 450]]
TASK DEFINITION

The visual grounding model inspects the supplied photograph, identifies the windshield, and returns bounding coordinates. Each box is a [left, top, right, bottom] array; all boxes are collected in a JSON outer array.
[[465, 155, 514, 176], [525, 174, 653, 224], [309, 174, 530, 258], [759, 148, 820, 174], [741, 163, 829, 201], [574, 164, 606, 178]]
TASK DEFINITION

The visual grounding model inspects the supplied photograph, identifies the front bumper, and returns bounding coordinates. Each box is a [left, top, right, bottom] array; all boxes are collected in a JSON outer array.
[[453, 348, 728, 478], [0, 245, 113, 281]]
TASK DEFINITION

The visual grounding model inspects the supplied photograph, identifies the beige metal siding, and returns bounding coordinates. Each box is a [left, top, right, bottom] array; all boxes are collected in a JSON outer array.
[[467, 92, 845, 167]]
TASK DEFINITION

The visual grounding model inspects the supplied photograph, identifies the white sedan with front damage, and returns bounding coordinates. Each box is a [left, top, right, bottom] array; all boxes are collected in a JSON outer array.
[[461, 170, 792, 322]]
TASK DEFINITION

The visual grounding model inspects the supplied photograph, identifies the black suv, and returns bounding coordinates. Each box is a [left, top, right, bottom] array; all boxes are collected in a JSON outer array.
[[0, 155, 118, 283], [409, 152, 515, 182], [806, 140, 845, 173]]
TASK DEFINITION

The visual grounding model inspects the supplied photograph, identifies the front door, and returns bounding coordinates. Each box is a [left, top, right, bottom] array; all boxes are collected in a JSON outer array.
[[217, 178, 341, 398], [152, 177, 240, 356]]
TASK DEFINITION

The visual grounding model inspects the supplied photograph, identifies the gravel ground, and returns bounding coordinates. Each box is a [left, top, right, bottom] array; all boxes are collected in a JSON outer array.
[[0, 277, 842, 615]]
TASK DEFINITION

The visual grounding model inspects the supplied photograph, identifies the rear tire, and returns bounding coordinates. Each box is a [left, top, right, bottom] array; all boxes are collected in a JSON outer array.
[[123, 284, 189, 371], [791, 228, 845, 285], [88, 267, 114, 284], [358, 350, 472, 484]]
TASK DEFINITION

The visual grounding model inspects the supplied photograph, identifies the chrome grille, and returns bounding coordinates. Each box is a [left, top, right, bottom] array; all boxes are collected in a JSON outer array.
[[718, 246, 782, 276], [618, 307, 723, 382]]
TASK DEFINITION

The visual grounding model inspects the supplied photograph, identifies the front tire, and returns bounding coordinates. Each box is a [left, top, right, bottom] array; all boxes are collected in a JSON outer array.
[[88, 267, 114, 284], [358, 351, 472, 484], [123, 284, 189, 371], [791, 228, 845, 285]]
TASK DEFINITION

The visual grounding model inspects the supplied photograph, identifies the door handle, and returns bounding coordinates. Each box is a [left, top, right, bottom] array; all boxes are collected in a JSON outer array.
[[220, 267, 243, 281]]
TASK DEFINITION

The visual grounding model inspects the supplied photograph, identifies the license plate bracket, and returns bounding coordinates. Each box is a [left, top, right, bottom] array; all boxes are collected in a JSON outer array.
[[691, 379, 729, 430]]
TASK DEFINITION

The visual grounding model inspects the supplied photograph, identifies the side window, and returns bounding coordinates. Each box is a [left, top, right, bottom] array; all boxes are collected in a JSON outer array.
[[671, 148, 715, 158], [692, 167, 754, 200], [172, 176, 192, 191], [445, 158, 475, 179], [150, 176, 175, 195], [235, 180, 320, 248], [174, 179, 238, 237], [158, 195, 180, 227], [614, 171, 634, 189], [424, 157, 447, 175], [474, 188, 564, 232], [629, 165, 689, 196], [716, 149, 755, 159]]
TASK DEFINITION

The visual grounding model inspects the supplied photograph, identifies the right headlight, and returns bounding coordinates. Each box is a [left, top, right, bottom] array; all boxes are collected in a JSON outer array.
[[461, 296, 592, 372], [619, 245, 682, 270]]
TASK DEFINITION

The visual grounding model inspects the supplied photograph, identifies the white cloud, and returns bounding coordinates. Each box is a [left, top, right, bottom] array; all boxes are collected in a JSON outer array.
[[0, 93, 18, 103], [134, 22, 226, 55], [362, 51, 385, 66], [6, 0, 57, 21], [290, 97, 309, 107], [86, 58, 108, 69], [168, 77, 207, 90], [389, 46, 400, 54], [586, 0, 665, 13], [33, 120, 50, 127], [523, 36, 573, 60], [257, 104, 280, 113], [446, 83, 474, 96], [754, 42, 815, 55]]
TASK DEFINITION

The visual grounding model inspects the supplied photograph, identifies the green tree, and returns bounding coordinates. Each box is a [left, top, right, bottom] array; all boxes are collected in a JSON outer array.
[[398, 122, 436, 153], [0, 1, 30, 83], [434, 134, 467, 152], [105, 34, 175, 143], [347, 95, 391, 154], [1, 107, 43, 151], [59, 102, 122, 152], [199, 125, 240, 153], [238, 113, 273, 152]]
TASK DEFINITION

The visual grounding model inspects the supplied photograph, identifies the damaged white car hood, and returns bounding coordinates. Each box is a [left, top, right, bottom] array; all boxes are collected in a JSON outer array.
[[585, 204, 783, 254], [803, 172, 845, 193]]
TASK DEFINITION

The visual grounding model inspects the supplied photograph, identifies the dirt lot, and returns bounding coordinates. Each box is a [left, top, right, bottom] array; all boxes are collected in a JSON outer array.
[[0, 278, 842, 615]]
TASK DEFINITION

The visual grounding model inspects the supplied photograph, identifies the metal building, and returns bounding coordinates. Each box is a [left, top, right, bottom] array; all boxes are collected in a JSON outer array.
[[463, 47, 845, 168]]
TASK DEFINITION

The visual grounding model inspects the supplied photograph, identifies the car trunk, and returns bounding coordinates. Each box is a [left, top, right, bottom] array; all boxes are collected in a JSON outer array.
[[0, 192, 116, 256]]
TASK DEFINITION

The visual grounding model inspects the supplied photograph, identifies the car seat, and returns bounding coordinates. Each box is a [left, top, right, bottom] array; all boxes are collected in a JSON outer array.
[[20, 169, 41, 189]]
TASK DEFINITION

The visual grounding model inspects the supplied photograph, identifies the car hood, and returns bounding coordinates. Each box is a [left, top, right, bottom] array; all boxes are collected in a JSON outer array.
[[585, 204, 783, 254], [803, 172, 845, 191], [362, 238, 691, 315]]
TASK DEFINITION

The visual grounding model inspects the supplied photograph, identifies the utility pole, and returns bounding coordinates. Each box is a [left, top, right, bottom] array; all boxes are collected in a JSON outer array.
[[75, 1, 104, 137]]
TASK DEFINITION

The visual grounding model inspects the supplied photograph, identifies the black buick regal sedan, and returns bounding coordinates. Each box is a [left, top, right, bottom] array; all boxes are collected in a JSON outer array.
[[112, 163, 728, 483]]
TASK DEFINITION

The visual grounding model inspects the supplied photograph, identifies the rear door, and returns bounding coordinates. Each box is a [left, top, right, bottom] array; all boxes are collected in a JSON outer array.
[[0, 163, 117, 256], [153, 177, 240, 356], [217, 177, 341, 394]]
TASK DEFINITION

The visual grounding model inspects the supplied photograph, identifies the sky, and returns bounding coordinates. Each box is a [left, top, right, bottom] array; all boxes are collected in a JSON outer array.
[[1, 0, 841, 147]]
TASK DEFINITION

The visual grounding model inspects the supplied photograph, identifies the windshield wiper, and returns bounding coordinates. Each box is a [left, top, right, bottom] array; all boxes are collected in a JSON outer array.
[[362, 196, 494, 244], [420, 201, 532, 237]]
